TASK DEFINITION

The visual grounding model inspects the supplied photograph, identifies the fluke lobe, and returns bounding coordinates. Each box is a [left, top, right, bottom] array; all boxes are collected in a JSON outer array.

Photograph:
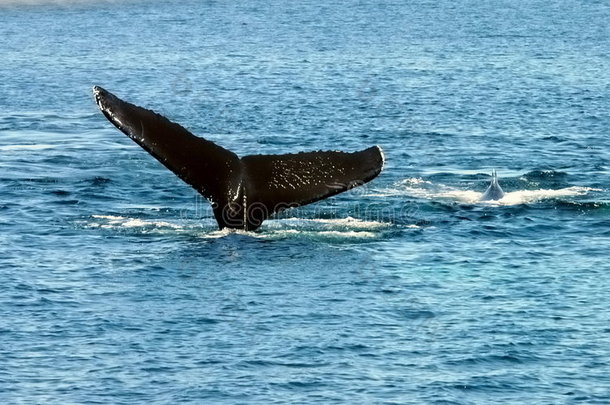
[[93, 86, 384, 231]]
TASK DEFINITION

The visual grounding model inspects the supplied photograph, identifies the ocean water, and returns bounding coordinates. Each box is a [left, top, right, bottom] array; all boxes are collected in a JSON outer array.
[[1, 0, 609, 403]]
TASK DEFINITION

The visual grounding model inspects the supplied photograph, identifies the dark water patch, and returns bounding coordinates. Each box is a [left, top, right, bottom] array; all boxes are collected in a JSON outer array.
[[554, 200, 610, 212], [240, 359, 329, 369], [445, 351, 543, 367], [19, 177, 60, 184], [523, 169, 569, 183], [50, 189, 71, 196], [393, 308, 435, 322], [272, 379, 329, 389], [542, 135, 566, 143], [42, 154, 79, 166], [193, 317, 221, 325], [85, 176, 113, 186], [49, 198, 81, 205], [324, 343, 371, 353]]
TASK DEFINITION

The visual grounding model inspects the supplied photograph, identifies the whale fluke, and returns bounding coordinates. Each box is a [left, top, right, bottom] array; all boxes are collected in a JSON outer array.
[[480, 169, 505, 201], [93, 86, 384, 230]]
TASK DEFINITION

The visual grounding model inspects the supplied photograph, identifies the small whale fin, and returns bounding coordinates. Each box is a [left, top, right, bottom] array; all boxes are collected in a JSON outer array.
[[480, 169, 505, 201], [93, 86, 383, 230]]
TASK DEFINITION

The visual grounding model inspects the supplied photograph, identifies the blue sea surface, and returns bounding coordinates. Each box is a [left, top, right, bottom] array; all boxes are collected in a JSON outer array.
[[1, 0, 610, 403]]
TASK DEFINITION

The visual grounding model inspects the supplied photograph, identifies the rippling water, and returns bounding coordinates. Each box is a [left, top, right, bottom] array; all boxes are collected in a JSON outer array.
[[1, 1, 609, 404]]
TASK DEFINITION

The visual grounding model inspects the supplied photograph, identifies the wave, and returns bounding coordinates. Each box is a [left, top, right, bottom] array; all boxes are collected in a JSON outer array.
[[265, 217, 392, 230], [250, 217, 398, 240], [85, 215, 402, 241], [0, 0, 118, 6], [521, 170, 569, 181], [424, 186, 599, 206], [487, 187, 600, 206], [370, 177, 601, 206], [200, 228, 381, 240], [0, 144, 56, 151], [88, 215, 183, 230]]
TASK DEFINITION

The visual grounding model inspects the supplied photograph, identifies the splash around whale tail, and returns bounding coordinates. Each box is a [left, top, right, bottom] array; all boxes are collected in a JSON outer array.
[[480, 169, 505, 201], [93, 86, 384, 230]]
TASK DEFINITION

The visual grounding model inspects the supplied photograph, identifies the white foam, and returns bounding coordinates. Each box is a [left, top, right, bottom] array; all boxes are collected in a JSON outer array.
[[375, 180, 600, 206], [115, 203, 164, 211], [436, 190, 481, 203], [272, 216, 391, 230], [92, 215, 125, 220], [315, 230, 377, 238], [87, 214, 399, 240], [90, 215, 182, 229], [256, 216, 398, 240], [485, 187, 600, 206], [87, 214, 394, 240], [198, 229, 252, 239], [400, 177, 432, 186], [366, 177, 433, 197], [198, 228, 379, 240]]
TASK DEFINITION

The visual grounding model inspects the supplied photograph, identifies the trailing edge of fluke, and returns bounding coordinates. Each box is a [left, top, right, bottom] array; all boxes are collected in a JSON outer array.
[[93, 86, 384, 231]]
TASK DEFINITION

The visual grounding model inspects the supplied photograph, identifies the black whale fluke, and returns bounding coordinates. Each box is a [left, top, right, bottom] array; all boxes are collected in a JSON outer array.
[[93, 86, 384, 231]]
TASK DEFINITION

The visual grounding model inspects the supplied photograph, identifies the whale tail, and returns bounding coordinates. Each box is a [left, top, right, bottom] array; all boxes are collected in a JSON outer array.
[[480, 169, 505, 201], [93, 86, 384, 230]]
